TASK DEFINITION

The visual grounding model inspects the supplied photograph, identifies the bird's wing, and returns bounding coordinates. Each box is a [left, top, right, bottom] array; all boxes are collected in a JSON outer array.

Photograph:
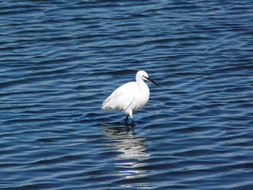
[[102, 82, 135, 111]]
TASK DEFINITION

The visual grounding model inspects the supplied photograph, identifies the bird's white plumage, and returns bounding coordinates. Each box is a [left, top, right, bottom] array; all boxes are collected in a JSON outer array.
[[102, 70, 151, 120]]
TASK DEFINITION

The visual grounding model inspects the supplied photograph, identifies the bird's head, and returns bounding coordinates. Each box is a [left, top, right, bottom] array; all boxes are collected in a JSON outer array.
[[136, 70, 159, 86], [137, 70, 149, 81]]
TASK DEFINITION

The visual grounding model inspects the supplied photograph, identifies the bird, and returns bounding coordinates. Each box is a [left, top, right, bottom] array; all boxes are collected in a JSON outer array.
[[101, 70, 159, 125]]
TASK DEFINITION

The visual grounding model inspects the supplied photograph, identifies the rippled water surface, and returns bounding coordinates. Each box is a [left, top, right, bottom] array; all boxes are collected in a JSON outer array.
[[1, 0, 253, 189]]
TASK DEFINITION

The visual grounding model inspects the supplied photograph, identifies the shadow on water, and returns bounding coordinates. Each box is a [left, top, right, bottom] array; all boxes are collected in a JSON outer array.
[[101, 122, 151, 188]]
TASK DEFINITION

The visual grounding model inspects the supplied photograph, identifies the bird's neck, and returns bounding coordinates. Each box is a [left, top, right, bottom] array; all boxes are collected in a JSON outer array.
[[137, 79, 149, 92]]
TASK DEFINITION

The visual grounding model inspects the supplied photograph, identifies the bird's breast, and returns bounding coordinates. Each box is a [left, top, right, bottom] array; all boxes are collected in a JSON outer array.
[[131, 85, 150, 111]]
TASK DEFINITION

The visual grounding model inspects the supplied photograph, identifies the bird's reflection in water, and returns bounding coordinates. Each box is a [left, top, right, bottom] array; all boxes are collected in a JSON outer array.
[[101, 122, 151, 189], [102, 122, 149, 160]]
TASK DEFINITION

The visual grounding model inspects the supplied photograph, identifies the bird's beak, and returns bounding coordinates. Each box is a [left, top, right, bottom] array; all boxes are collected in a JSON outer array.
[[144, 76, 159, 86]]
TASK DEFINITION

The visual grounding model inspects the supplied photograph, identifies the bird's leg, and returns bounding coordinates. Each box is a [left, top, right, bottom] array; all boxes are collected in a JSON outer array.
[[125, 110, 135, 126], [129, 111, 135, 127], [125, 115, 129, 123], [130, 118, 135, 127]]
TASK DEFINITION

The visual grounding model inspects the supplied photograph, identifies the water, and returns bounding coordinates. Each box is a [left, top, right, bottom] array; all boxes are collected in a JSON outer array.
[[1, 0, 253, 189]]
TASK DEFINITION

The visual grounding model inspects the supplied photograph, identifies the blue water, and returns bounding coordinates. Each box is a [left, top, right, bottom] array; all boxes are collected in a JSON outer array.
[[1, 0, 253, 189]]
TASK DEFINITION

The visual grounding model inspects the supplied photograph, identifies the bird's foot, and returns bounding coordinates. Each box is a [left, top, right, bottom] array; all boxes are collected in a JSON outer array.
[[125, 119, 135, 127]]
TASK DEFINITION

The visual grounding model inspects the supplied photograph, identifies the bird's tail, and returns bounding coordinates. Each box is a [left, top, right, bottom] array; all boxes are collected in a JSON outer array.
[[101, 98, 110, 110]]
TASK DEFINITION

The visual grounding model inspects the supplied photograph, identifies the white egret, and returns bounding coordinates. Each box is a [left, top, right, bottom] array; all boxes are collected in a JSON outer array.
[[101, 70, 159, 125]]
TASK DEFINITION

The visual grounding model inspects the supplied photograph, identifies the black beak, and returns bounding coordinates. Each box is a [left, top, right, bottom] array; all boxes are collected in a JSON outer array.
[[144, 76, 159, 86]]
